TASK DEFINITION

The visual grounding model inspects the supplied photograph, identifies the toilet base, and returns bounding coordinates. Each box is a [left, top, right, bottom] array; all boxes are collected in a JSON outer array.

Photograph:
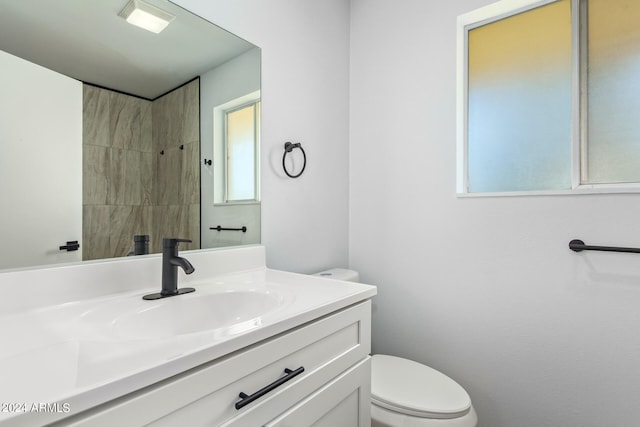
[[371, 403, 478, 427]]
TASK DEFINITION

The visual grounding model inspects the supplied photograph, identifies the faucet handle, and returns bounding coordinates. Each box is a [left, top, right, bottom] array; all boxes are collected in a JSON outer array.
[[163, 237, 192, 248]]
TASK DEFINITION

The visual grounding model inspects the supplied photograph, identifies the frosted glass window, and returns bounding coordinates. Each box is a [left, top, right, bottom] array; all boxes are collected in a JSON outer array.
[[585, 0, 640, 184], [226, 102, 259, 201], [466, 0, 573, 192]]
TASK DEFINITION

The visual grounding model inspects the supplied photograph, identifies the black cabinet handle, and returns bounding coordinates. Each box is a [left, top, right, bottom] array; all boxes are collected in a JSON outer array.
[[235, 366, 304, 410], [59, 241, 79, 252]]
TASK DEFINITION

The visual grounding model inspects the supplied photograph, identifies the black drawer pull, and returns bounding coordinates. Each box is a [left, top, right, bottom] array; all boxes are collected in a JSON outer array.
[[235, 366, 304, 410]]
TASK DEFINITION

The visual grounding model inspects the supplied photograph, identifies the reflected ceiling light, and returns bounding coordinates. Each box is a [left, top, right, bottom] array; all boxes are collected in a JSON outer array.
[[119, 0, 175, 34]]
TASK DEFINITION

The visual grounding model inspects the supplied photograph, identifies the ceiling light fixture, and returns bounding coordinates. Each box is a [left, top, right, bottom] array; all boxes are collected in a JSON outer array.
[[119, 0, 175, 34]]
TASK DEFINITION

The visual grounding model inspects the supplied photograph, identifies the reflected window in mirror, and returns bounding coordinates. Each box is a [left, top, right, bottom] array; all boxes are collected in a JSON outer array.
[[212, 91, 261, 204], [225, 100, 261, 202]]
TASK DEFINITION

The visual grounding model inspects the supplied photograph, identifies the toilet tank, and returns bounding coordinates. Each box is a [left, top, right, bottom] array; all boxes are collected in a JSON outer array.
[[312, 268, 360, 282]]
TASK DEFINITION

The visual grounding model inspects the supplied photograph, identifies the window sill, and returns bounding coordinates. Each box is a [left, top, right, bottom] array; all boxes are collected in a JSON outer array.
[[457, 183, 640, 198], [213, 201, 261, 206]]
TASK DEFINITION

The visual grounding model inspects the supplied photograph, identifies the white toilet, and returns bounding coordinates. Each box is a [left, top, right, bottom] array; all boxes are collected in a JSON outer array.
[[313, 269, 478, 427]]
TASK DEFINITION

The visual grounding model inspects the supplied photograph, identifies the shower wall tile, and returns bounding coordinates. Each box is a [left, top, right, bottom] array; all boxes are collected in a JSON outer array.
[[123, 149, 143, 206], [83, 205, 111, 261], [155, 146, 182, 206], [83, 144, 110, 205], [152, 94, 176, 150], [151, 204, 200, 253], [83, 79, 200, 261], [141, 206, 154, 245], [166, 88, 185, 144], [110, 92, 140, 150], [182, 140, 200, 205], [141, 151, 154, 206], [187, 203, 200, 250], [83, 85, 109, 147], [153, 79, 200, 207], [182, 80, 200, 208], [140, 101, 153, 153], [110, 205, 153, 257], [152, 79, 200, 147], [151, 205, 178, 253], [108, 148, 147, 207], [182, 80, 199, 144], [109, 147, 124, 205]]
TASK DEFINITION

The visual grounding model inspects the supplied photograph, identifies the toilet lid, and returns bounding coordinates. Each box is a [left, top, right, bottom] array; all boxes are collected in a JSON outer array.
[[371, 354, 472, 419]]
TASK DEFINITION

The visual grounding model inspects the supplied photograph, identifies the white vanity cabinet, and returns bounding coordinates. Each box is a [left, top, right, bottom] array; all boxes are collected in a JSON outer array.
[[56, 300, 372, 427]]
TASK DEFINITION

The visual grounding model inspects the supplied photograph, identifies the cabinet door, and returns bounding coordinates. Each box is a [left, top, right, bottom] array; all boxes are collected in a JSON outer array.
[[265, 357, 371, 427], [56, 302, 371, 427]]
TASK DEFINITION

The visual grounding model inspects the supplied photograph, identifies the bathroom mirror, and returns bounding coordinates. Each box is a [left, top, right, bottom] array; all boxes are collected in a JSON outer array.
[[0, 0, 261, 271]]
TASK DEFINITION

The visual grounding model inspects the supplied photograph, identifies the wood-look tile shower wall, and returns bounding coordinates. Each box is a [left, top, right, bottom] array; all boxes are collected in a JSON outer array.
[[82, 79, 200, 260]]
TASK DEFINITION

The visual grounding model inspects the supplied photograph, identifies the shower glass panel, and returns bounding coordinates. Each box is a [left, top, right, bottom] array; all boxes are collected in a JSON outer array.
[[467, 0, 572, 192], [585, 0, 640, 184]]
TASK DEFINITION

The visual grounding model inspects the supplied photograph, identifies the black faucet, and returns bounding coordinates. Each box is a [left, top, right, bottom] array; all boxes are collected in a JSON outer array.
[[143, 238, 195, 300]]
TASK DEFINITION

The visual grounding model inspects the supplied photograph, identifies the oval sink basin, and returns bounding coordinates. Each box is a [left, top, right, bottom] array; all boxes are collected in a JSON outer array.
[[117, 291, 285, 340], [85, 289, 291, 340]]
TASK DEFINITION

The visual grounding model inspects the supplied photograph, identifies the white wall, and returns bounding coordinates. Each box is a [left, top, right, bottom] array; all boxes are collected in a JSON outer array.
[[350, 1, 640, 426], [174, 0, 351, 274], [0, 51, 82, 269], [172, 1, 640, 425]]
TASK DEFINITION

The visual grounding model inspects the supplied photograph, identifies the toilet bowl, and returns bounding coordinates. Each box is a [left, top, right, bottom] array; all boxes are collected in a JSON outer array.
[[313, 269, 478, 427], [371, 354, 477, 427]]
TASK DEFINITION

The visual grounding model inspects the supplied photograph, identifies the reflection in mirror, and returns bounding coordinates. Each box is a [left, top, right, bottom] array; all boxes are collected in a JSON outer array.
[[224, 101, 260, 203], [0, 0, 261, 270]]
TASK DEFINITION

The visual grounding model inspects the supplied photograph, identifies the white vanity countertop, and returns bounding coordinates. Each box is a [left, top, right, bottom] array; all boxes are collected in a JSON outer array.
[[0, 246, 376, 426]]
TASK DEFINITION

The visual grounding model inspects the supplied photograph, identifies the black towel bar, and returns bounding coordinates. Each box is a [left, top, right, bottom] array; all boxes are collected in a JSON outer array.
[[569, 239, 640, 254], [210, 225, 247, 233]]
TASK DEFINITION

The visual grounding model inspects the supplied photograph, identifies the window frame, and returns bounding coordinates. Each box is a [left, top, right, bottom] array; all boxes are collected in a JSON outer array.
[[456, 0, 640, 196], [212, 91, 261, 205], [223, 100, 260, 203]]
